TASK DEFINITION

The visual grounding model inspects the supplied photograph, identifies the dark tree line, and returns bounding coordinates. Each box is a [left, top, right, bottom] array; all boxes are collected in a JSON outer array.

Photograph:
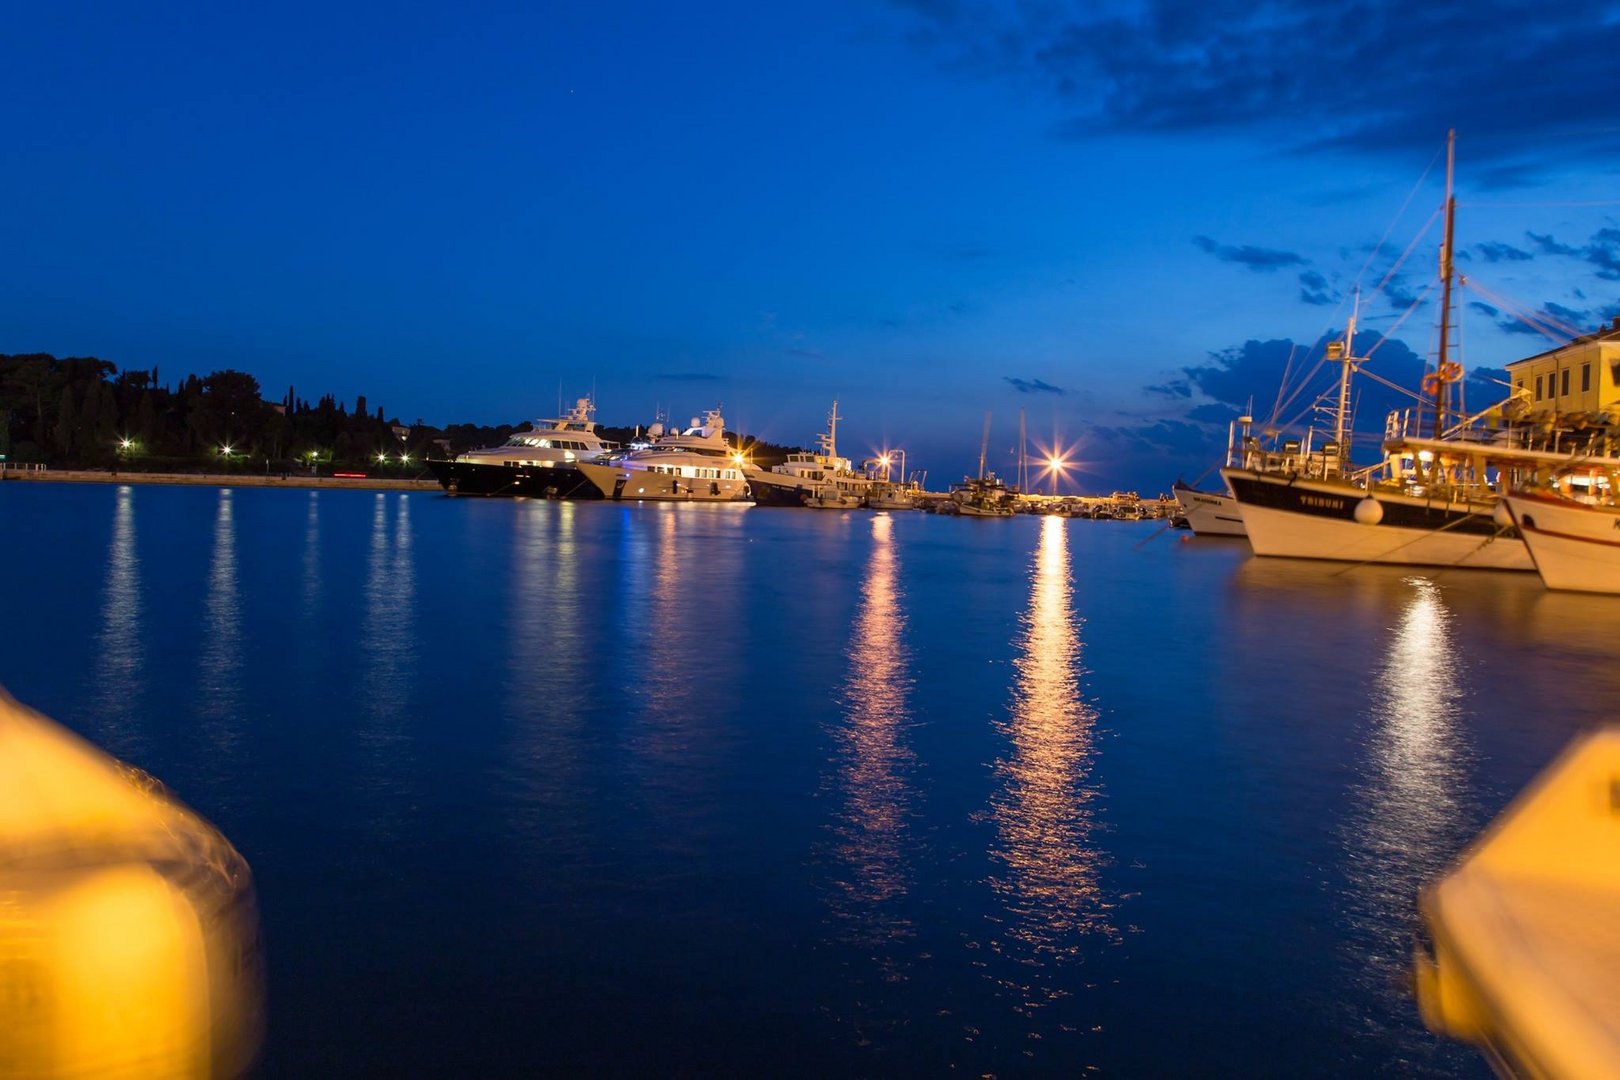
[[0, 353, 801, 471], [0, 353, 525, 471]]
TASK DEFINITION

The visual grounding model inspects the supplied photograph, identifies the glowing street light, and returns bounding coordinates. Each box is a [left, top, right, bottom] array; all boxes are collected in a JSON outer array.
[[1043, 453, 1069, 497]]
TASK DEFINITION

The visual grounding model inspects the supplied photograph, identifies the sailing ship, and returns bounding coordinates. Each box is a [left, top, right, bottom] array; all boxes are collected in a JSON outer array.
[[1221, 131, 1535, 570]]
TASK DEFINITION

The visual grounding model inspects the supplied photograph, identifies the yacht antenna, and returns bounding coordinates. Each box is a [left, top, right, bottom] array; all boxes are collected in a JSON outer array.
[[1434, 128, 1458, 437], [1018, 408, 1027, 492], [828, 400, 840, 459], [978, 411, 992, 481]]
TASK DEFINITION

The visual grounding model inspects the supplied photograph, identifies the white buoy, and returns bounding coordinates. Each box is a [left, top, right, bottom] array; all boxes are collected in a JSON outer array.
[[1493, 500, 1514, 529], [1354, 497, 1384, 525]]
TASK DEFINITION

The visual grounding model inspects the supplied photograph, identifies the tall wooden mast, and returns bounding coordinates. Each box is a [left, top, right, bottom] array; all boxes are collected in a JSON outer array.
[[1435, 129, 1458, 437]]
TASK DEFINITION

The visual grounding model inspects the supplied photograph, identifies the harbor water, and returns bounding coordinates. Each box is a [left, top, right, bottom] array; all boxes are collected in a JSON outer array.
[[3, 482, 1609, 1076]]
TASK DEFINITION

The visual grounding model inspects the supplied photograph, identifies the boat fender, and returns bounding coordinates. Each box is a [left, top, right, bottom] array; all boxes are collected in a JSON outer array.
[[1492, 500, 1514, 529], [1354, 497, 1384, 525]]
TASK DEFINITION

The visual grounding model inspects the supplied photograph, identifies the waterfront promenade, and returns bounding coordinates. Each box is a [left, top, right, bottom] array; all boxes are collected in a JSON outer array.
[[0, 466, 438, 493]]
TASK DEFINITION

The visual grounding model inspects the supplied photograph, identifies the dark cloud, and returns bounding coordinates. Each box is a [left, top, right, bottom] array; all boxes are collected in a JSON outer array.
[[1465, 366, 1513, 401], [888, 1, 1620, 175], [1473, 241, 1534, 263], [1529, 226, 1620, 280], [1146, 378, 1192, 399], [1469, 300, 1500, 318], [1299, 270, 1335, 306], [951, 246, 994, 259], [1498, 299, 1620, 337], [1186, 402, 1240, 424], [1383, 274, 1422, 311], [654, 372, 723, 382], [948, 300, 971, 314], [1004, 376, 1066, 394], [1192, 235, 1307, 271]]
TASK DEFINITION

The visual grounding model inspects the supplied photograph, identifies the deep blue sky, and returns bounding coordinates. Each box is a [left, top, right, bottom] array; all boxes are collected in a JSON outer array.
[[5, 2, 1619, 488]]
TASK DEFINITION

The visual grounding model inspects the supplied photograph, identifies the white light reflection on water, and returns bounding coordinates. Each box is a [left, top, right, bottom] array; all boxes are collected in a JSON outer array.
[[504, 502, 587, 834], [93, 486, 144, 756], [986, 514, 1114, 1011], [826, 513, 915, 965], [360, 494, 416, 820], [301, 491, 320, 619], [1341, 575, 1476, 1056], [198, 489, 242, 749]]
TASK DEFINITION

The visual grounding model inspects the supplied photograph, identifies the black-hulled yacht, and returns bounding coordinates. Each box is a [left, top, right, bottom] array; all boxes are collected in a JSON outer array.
[[425, 398, 617, 497]]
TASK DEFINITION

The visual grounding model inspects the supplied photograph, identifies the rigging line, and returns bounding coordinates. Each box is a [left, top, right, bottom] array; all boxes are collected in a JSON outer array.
[[1362, 278, 1440, 362], [1268, 342, 1301, 427], [1467, 278, 1586, 341], [1354, 143, 1445, 294], [1372, 206, 1442, 299], [1463, 200, 1620, 209], [1358, 367, 1428, 403]]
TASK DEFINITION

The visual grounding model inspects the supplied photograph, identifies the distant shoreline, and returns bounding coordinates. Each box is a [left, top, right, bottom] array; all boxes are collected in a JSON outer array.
[[0, 468, 441, 493]]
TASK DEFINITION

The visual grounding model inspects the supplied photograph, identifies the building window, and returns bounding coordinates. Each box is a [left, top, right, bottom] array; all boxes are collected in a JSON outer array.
[[1536, 375, 1543, 400], [1583, 363, 1592, 392], [1561, 369, 1571, 396]]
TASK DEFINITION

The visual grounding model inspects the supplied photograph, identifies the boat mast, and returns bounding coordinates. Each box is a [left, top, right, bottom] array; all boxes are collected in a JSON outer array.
[[1329, 290, 1359, 474], [978, 411, 991, 481], [1434, 128, 1457, 438], [1018, 408, 1027, 492]]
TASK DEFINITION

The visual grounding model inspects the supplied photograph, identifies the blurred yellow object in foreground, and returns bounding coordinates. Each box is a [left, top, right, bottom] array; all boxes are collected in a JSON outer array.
[[1416, 728, 1620, 1078], [0, 691, 263, 1079]]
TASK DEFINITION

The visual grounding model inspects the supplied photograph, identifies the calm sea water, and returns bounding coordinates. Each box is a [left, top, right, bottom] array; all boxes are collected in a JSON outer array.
[[3, 482, 1610, 1077]]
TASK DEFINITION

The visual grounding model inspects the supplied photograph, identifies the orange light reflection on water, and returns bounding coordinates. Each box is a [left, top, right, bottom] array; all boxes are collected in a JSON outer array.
[[830, 513, 915, 949], [988, 515, 1114, 999]]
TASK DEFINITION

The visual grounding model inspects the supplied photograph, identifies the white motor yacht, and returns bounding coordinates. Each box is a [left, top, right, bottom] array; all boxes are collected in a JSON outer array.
[[577, 407, 750, 501]]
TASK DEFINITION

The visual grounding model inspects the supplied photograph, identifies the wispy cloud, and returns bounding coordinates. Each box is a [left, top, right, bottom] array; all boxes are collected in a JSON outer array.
[[1192, 235, 1306, 271], [887, 1, 1620, 175], [1005, 376, 1066, 394], [1473, 240, 1534, 263], [1526, 227, 1620, 280], [1298, 269, 1336, 306]]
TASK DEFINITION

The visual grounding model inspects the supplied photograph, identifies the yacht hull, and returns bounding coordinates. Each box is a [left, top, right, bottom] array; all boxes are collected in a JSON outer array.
[[1503, 492, 1620, 593], [1172, 482, 1246, 537], [1222, 469, 1531, 570], [425, 460, 603, 499], [577, 461, 750, 502], [745, 471, 815, 507]]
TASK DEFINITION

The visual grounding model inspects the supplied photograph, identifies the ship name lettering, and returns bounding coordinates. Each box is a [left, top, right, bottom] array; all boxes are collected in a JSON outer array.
[[1300, 495, 1345, 511]]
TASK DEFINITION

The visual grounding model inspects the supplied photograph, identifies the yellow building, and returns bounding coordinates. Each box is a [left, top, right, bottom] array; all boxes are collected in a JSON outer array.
[[1504, 316, 1620, 414]]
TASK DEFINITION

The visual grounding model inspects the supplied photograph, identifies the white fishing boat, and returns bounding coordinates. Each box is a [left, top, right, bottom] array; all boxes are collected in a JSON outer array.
[[1172, 482, 1245, 535], [1503, 487, 1620, 593], [743, 401, 877, 508], [577, 407, 750, 501], [1223, 133, 1539, 571]]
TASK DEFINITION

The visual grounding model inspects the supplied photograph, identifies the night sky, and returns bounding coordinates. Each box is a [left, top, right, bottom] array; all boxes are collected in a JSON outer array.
[[5, 2, 1619, 489]]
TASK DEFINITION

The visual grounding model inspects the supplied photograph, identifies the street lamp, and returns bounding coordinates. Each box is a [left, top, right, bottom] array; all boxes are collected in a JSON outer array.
[[1045, 454, 1068, 497]]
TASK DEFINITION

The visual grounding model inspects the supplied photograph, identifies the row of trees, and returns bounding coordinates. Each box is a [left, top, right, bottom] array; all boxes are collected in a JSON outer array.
[[0, 354, 519, 471], [0, 353, 802, 472]]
